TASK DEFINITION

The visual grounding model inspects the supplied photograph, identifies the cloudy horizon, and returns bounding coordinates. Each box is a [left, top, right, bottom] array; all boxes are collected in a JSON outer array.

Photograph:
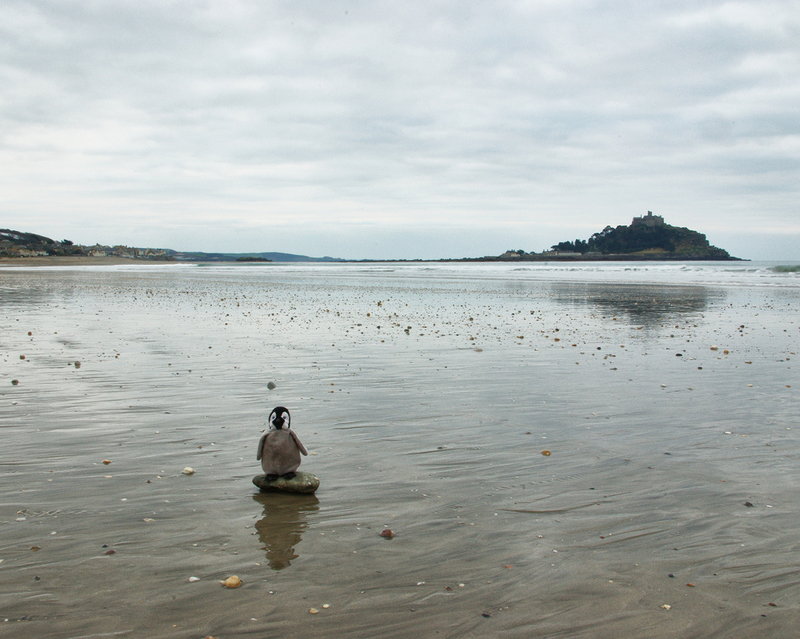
[[2, 1, 798, 260]]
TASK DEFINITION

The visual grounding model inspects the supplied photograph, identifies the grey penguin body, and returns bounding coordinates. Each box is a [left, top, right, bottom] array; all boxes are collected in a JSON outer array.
[[257, 406, 308, 476], [258, 428, 308, 475]]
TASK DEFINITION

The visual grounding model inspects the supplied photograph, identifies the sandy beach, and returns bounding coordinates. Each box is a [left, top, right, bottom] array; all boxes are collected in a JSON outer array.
[[0, 256, 168, 267], [1, 262, 798, 638]]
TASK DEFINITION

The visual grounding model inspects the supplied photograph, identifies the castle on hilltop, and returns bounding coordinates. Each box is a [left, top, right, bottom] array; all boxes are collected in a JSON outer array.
[[631, 211, 665, 228]]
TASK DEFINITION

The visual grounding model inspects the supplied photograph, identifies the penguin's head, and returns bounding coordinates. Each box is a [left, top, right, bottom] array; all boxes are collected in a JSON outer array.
[[269, 406, 291, 430]]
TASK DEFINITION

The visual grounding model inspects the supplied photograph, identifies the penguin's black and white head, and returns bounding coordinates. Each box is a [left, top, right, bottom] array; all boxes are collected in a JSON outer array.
[[269, 406, 291, 430]]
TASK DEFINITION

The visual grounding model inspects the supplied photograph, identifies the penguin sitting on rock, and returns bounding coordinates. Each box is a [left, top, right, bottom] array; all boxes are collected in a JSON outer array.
[[257, 406, 308, 481]]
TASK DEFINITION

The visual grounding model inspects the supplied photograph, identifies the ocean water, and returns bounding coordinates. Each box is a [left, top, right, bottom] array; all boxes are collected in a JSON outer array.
[[1, 261, 798, 638]]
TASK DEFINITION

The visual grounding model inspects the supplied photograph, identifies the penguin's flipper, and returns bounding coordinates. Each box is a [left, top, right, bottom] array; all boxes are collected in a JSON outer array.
[[291, 430, 308, 456], [256, 433, 267, 461]]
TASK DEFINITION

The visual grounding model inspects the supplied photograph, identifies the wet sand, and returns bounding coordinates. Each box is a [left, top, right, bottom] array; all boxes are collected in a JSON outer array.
[[1, 265, 798, 638]]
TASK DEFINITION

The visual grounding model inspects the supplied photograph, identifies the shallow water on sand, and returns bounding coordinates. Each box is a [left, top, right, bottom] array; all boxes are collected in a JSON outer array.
[[1, 263, 798, 638]]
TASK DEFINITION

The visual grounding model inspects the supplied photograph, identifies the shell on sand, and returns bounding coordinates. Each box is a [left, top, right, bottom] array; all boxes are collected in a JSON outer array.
[[252, 471, 320, 494]]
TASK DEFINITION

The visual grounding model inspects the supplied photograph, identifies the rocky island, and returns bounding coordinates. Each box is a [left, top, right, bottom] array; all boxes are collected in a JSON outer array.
[[482, 212, 740, 261]]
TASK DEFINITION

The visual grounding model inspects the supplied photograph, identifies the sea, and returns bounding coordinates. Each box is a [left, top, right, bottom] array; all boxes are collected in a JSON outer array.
[[1, 260, 798, 638]]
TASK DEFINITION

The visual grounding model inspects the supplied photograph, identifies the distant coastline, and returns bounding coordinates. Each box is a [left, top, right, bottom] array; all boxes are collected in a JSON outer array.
[[0, 255, 147, 267], [1, 213, 743, 263], [0, 254, 748, 267]]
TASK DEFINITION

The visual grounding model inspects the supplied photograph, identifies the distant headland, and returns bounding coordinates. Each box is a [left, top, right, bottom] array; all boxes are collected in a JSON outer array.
[[1, 213, 741, 263], [0, 229, 341, 263]]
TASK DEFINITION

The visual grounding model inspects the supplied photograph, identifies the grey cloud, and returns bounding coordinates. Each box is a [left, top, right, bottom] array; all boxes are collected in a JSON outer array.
[[1, 0, 798, 258]]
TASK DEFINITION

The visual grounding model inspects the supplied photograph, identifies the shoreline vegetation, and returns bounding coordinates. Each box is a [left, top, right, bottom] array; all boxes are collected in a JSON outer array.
[[1, 213, 744, 264]]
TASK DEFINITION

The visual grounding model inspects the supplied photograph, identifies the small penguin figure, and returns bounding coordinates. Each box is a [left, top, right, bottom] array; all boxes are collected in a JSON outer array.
[[257, 406, 308, 481]]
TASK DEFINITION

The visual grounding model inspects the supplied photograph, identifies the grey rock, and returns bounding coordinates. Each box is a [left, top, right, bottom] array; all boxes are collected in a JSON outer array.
[[252, 472, 320, 494]]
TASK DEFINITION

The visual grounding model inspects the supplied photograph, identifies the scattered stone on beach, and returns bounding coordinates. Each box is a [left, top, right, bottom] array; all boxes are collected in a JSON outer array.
[[267, 381, 277, 390], [74, 361, 81, 368], [308, 608, 319, 614], [102, 459, 112, 465], [744, 501, 754, 507], [221, 575, 242, 588], [380, 528, 395, 539], [252, 472, 319, 494], [19, 354, 25, 360], [540, 450, 552, 456], [181, 467, 195, 475], [188, 576, 200, 582], [659, 604, 672, 610], [11, 379, 19, 385]]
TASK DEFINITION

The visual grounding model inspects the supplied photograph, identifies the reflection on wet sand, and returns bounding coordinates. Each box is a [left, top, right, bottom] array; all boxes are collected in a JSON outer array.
[[548, 281, 724, 325], [253, 493, 319, 570], [4, 265, 799, 638]]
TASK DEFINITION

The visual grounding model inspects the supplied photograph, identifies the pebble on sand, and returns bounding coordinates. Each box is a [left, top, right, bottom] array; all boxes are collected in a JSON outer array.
[[540, 450, 552, 456], [267, 381, 277, 390], [181, 467, 196, 475], [102, 459, 112, 465], [11, 379, 19, 386], [221, 575, 242, 588], [380, 528, 395, 539]]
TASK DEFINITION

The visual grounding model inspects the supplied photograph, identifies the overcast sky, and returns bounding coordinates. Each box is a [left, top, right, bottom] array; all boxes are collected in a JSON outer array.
[[2, 1, 798, 259]]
